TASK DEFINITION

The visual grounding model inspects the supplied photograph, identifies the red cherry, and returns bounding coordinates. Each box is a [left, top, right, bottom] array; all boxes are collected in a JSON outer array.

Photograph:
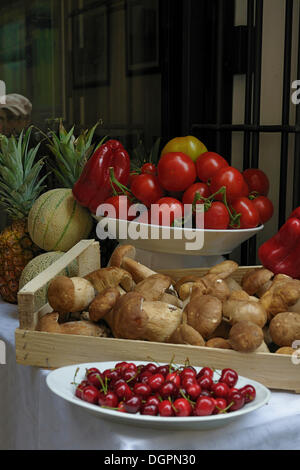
[[145, 395, 161, 407], [213, 398, 228, 415], [115, 382, 133, 401], [86, 367, 101, 377], [140, 404, 158, 416], [138, 370, 153, 384], [75, 380, 89, 399], [124, 395, 142, 414], [98, 390, 119, 408], [82, 385, 99, 404], [186, 383, 202, 400], [158, 400, 175, 417], [197, 375, 213, 391], [159, 381, 178, 399], [180, 367, 197, 381], [166, 372, 181, 388], [144, 363, 158, 374], [181, 376, 197, 389], [211, 382, 230, 399], [197, 367, 214, 380], [227, 391, 245, 412], [239, 385, 256, 404], [148, 373, 165, 391], [122, 369, 138, 384], [133, 382, 152, 399], [219, 368, 238, 388], [173, 398, 193, 417], [194, 396, 216, 416], [117, 401, 127, 412], [87, 372, 103, 389], [156, 365, 169, 377]]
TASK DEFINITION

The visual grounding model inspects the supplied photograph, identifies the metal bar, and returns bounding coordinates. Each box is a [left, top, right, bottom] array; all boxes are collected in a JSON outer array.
[[293, 4, 300, 209], [243, 0, 255, 169], [241, 0, 255, 266], [215, 0, 225, 153], [279, 0, 293, 227]]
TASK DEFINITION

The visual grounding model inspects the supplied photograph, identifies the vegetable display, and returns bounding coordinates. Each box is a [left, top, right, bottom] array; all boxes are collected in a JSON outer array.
[[71, 135, 274, 229]]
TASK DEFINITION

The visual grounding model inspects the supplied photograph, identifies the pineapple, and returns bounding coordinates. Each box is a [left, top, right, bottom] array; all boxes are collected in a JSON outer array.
[[46, 119, 105, 188], [0, 127, 47, 303]]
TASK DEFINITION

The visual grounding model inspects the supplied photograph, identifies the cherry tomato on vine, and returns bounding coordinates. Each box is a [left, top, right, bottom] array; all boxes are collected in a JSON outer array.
[[196, 152, 229, 182], [157, 152, 197, 192], [131, 174, 164, 208], [100, 195, 135, 221], [201, 201, 230, 230], [161, 136, 207, 162], [243, 168, 270, 196], [210, 167, 245, 203], [230, 197, 260, 229], [182, 182, 211, 212], [151, 197, 184, 227], [141, 163, 157, 176], [251, 195, 274, 224]]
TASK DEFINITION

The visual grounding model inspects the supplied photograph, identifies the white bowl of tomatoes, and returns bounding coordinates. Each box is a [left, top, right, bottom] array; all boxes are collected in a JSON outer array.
[[95, 141, 272, 256]]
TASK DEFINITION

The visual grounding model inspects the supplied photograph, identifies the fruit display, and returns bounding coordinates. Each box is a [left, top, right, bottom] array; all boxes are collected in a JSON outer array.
[[73, 361, 256, 417], [36, 244, 300, 354], [27, 188, 93, 252], [0, 128, 46, 303], [18, 251, 78, 310], [73, 135, 274, 230]]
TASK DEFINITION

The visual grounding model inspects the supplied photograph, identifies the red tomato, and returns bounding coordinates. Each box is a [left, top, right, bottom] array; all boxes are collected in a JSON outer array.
[[101, 195, 135, 221], [251, 196, 274, 224], [131, 174, 164, 208], [210, 167, 245, 203], [141, 163, 157, 176], [128, 172, 139, 187], [243, 169, 270, 196], [231, 197, 260, 229], [157, 152, 197, 192], [151, 197, 184, 227], [182, 183, 211, 211], [201, 202, 230, 230], [196, 152, 229, 182], [241, 179, 250, 197]]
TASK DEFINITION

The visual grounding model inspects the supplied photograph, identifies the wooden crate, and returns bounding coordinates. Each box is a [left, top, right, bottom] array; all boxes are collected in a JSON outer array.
[[15, 240, 300, 393]]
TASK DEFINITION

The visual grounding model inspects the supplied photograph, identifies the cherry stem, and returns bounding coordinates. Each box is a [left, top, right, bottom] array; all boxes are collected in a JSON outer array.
[[71, 367, 81, 387]]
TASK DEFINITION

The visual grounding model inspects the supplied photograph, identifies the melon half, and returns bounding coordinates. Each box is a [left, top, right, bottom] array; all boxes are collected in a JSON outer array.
[[28, 189, 93, 252]]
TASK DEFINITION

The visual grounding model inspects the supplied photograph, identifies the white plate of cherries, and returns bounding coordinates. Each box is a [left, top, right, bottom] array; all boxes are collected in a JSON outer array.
[[46, 360, 271, 430]]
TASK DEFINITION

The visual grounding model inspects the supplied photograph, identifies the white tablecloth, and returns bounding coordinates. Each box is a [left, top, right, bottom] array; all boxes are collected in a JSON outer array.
[[1, 299, 300, 451]]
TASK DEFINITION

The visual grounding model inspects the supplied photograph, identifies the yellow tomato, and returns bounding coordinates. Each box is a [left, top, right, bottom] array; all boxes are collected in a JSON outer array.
[[161, 136, 208, 162]]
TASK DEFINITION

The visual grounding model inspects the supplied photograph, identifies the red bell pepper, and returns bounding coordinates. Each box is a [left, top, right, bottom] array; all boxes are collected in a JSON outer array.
[[258, 208, 300, 278], [72, 139, 130, 214]]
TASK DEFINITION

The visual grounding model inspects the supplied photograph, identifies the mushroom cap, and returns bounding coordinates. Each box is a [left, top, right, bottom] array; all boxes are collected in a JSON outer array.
[[184, 294, 223, 339], [85, 267, 134, 293], [109, 244, 136, 268], [222, 292, 268, 328], [208, 260, 239, 279], [229, 321, 264, 353], [167, 324, 205, 346], [134, 274, 174, 301], [260, 277, 300, 319], [205, 337, 233, 350], [242, 268, 274, 296], [47, 276, 74, 314], [37, 312, 108, 337], [88, 288, 121, 322], [108, 291, 147, 340]]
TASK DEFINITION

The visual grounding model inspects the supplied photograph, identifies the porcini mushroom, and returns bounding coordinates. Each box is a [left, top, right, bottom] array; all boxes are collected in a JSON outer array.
[[222, 291, 268, 328], [208, 260, 239, 279], [260, 276, 300, 319], [241, 267, 274, 296], [85, 266, 134, 294], [184, 293, 223, 339], [37, 312, 109, 337], [47, 276, 95, 314], [108, 245, 156, 283], [106, 291, 182, 343], [88, 287, 121, 322], [167, 324, 205, 346], [134, 273, 182, 307]]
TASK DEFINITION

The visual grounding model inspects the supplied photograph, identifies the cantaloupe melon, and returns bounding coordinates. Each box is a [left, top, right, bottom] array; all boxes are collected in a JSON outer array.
[[28, 189, 93, 252], [18, 251, 79, 310]]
